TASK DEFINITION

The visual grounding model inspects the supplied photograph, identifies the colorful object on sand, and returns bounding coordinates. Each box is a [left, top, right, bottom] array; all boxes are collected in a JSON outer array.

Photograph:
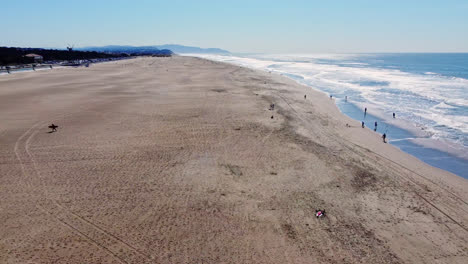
[[315, 209, 326, 218]]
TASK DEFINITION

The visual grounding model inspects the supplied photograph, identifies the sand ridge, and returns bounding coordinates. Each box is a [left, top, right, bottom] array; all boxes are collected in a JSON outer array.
[[0, 56, 467, 263]]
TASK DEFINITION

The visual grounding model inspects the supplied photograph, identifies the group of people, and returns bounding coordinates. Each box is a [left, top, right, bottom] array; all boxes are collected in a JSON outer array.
[[282, 93, 394, 144], [303, 94, 392, 144], [360, 107, 394, 143], [340, 96, 394, 144]]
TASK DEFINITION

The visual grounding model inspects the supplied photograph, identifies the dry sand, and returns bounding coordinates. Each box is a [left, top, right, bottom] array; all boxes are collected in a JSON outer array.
[[0, 56, 467, 264]]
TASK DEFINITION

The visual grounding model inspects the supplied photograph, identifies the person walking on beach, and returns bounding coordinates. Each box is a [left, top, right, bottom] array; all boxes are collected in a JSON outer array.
[[48, 124, 58, 132], [374, 121, 378, 131], [393, 112, 395, 118], [361, 121, 365, 128], [382, 133, 387, 143], [304, 94, 307, 99], [364, 107, 367, 116]]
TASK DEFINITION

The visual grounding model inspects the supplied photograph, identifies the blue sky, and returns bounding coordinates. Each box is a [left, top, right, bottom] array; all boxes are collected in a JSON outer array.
[[1, 0, 467, 53]]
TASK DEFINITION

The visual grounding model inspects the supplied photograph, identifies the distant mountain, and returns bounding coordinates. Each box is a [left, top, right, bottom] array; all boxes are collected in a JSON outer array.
[[78, 45, 229, 55], [155, 44, 230, 54]]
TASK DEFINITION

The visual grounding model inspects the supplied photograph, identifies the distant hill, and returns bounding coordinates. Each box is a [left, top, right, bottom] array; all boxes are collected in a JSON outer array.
[[78, 45, 229, 55], [155, 44, 230, 54]]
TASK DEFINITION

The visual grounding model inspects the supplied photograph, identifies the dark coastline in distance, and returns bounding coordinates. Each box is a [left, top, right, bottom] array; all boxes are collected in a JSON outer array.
[[77, 44, 230, 55]]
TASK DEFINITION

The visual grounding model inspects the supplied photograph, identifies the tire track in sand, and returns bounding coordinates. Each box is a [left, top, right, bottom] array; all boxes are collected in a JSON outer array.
[[267, 81, 468, 234], [14, 119, 155, 263]]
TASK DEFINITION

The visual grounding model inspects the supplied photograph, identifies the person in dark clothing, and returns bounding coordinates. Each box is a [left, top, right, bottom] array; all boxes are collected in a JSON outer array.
[[304, 94, 307, 99], [374, 121, 378, 131], [361, 121, 365, 128], [48, 124, 58, 132], [364, 107, 367, 116], [393, 112, 395, 118], [382, 133, 387, 143]]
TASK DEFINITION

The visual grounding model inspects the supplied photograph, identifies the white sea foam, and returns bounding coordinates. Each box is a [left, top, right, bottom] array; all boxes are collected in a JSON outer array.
[[192, 53, 468, 153], [433, 102, 457, 109]]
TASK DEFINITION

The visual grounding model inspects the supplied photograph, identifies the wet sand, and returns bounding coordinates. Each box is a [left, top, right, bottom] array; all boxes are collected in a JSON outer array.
[[334, 98, 468, 178], [0, 56, 467, 263]]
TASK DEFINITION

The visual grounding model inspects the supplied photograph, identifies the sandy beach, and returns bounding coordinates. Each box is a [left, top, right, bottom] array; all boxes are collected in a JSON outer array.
[[0, 56, 467, 263]]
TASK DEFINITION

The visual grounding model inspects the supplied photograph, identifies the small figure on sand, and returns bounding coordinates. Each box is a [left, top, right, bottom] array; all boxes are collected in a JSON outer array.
[[374, 121, 378, 131], [361, 121, 365, 128], [271, 115, 274, 119], [364, 107, 367, 116], [304, 94, 307, 99], [315, 209, 326, 218], [48, 124, 58, 132], [382, 133, 387, 143], [269, 103, 275, 110], [393, 112, 395, 118]]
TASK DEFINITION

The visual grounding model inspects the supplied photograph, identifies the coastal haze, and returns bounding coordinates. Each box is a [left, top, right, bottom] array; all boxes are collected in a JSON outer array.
[[1, 56, 467, 263]]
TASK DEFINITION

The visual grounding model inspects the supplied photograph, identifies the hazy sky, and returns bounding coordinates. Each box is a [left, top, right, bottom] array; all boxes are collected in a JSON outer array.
[[2, 0, 467, 53]]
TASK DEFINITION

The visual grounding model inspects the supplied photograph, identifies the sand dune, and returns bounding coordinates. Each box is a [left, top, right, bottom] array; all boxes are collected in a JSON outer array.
[[0, 56, 467, 263]]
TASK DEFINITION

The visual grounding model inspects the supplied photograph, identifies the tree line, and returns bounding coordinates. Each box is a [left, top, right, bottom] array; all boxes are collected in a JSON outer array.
[[0, 47, 129, 66]]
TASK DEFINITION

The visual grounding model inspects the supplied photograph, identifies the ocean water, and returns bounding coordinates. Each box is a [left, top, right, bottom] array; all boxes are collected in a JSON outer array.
[[190, 53, 468, 178]]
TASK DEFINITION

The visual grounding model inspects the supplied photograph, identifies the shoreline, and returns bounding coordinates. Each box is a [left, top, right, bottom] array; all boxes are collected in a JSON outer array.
[[335, 98, 468, 178], [1, 56, 467, 263], [189, 54, 468, 179], [215, 55, 467, 181]]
